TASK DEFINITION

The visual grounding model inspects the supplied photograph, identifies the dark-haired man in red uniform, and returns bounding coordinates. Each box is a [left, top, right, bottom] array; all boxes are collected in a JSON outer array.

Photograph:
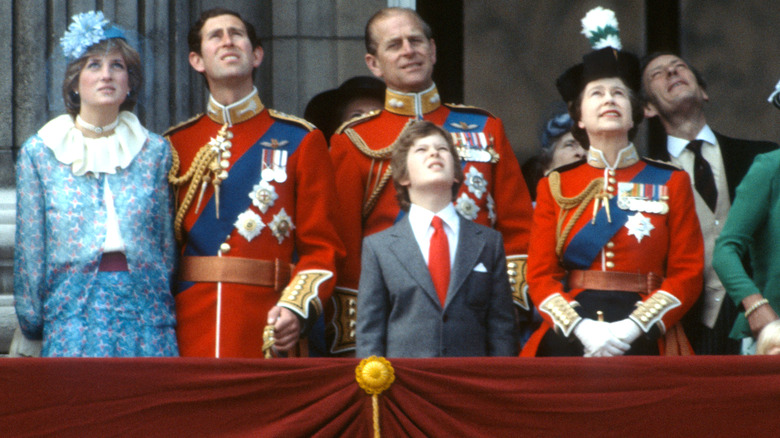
[[165, 8, 343, 358]]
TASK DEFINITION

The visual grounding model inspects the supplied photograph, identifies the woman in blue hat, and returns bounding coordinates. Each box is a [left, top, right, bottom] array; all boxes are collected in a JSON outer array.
[[14, 11, 178, 357]]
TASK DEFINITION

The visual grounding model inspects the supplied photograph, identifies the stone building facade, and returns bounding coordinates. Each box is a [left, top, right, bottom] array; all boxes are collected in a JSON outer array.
[[2, 0, 778, 354]]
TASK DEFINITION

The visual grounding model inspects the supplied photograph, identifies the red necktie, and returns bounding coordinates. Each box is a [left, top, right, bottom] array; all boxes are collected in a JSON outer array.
[[428, 216, 450, 307]]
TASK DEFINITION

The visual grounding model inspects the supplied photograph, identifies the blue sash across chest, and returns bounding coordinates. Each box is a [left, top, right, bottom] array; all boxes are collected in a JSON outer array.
[[184, 121, 306, 257], [562, 163, 673, 269]]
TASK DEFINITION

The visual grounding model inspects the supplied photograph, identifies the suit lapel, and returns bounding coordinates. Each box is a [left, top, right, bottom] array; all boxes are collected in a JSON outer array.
[[716, 133, 742, 202], [446, 217, 485, 308], [387, 217, 441, 306]]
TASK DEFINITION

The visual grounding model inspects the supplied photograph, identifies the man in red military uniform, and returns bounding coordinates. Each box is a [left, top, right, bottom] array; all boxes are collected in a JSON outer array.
[[165, 8, 343, 358], [328, 7, 533, 354]]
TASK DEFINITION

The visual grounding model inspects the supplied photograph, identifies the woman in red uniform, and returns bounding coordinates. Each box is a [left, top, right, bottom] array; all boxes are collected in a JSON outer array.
[[521, 47, 704, 357]]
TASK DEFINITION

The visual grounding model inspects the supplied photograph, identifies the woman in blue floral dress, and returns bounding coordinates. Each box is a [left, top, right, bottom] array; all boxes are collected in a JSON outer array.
[[14, 11, 178, 357]]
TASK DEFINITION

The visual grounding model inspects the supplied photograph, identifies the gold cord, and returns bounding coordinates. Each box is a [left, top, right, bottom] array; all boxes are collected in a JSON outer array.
[[166, 127, 229, 243], [363, 163, 393, 220], [343, 127, 398, 220], [547, 171, 604, 258], [345, 128, 394, 159]]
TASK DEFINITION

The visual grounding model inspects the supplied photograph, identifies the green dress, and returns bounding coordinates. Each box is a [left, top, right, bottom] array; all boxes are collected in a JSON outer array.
[[713, 149, 780, 340]]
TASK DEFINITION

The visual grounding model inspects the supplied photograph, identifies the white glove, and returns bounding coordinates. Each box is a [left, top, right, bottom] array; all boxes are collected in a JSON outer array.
[[573, 318, 630, 357], [609, 318, 642, 344]]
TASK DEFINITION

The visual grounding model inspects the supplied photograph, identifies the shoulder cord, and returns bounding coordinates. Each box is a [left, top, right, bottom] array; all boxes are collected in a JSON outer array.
[[167, 139, 220, 244], [547, 171, 604, 259], [345, 128, 396, 220]]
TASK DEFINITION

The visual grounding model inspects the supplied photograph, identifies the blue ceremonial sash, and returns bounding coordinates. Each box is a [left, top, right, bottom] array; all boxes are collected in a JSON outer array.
[[184, 121, 306, 258], [562, 163, 673, 270]]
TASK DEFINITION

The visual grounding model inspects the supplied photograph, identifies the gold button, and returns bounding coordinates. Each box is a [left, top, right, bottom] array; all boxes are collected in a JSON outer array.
[[606, 241, 615, 248], [509, 278, 517, 284], [605, 251, 614, 258], [606, 261, 615, 269], [608, 177, 617, 184], [606, 186, 615, 193], [508, 262, 518, 269], [219, 242, 231, 253], [508, 270, 517, 277], [608, 169, 616, 176]]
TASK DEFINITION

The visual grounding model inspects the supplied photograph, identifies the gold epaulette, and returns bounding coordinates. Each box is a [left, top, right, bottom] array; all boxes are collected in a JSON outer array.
[[269, 109, 316, 132], [630, 290, 681, 333], [334, 109, 382, 135], [444, 102, 496, 119], [506, 255, 529, 311], [162, 113, 205, 138], [642, 157, 682, 171], [278, 270, 334, 320]]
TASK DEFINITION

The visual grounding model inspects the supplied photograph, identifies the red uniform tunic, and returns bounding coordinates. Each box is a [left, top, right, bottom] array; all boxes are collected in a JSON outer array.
[[166, 90, 343, 358], [521, 146, 704, 356], [328, 85, 533, 353]]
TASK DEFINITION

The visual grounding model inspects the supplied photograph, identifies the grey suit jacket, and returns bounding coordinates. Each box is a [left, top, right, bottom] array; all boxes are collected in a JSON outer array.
[[356, 215, 517, 358]]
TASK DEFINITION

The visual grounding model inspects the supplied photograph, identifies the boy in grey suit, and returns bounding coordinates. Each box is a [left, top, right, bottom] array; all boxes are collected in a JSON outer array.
[[356, 121, 518, 358]]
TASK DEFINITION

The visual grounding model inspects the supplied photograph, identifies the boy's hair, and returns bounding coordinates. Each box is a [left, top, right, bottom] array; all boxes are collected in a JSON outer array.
[[391, 120, 463, 211]]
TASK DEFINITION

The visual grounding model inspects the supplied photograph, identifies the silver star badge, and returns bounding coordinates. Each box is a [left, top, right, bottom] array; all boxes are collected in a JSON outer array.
[[234, 210, 265, 242], [269, 208, 295, 244], [455, 193, 479, 220], [465, 166, 488, 199], [625, 212, 654, 243], [250, 180, 278, 213]]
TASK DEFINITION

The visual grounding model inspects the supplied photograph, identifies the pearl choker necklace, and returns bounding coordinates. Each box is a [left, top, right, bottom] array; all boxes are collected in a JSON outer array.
[[76, 115, 119, 135]]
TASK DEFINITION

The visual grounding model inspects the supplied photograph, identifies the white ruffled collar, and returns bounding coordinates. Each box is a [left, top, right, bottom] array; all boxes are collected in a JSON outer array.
[[38, 111, 148, 176]]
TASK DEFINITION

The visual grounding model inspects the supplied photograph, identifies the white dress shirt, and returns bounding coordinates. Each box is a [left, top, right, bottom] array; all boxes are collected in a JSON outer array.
[[408, 203, 460, 267]]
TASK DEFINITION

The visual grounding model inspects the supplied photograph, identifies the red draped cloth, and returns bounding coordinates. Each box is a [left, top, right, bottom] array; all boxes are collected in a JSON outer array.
[[2, 356, 779, 437]]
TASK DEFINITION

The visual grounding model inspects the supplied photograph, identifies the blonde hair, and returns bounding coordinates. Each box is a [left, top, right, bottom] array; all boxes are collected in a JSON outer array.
[[756, 319, 780, 355]]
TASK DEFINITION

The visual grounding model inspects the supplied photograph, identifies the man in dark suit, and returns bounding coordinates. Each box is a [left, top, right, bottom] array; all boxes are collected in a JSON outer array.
[[641, 52, 778, 354], [356, 121, 517, 358]]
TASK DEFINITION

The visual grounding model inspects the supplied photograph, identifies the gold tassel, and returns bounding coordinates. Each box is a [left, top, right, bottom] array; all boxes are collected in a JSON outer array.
[[356, 356, 395, 438]]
